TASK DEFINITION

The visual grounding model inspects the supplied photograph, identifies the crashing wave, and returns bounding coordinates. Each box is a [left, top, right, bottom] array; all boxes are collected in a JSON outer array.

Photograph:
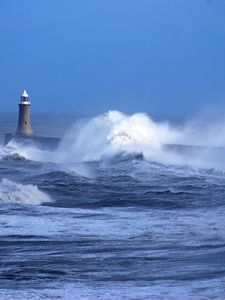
[[0, 179, 52, 205], [56, 111, 180, 162], [2, 110, 225, 170]]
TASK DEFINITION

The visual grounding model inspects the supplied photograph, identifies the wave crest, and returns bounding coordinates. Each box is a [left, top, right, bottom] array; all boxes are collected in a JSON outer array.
[[56, 111, 180, 162], [0, 179, 52, 205], [3, 110, 225, 171]]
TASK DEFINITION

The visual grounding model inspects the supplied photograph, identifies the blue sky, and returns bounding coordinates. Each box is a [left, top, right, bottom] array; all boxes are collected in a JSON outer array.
[[0, 0, 225, 116]]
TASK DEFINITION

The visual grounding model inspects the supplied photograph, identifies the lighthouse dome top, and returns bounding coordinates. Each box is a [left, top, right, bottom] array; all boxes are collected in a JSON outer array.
[[20, 90, 30, 104], [22, 90, 29, 97]]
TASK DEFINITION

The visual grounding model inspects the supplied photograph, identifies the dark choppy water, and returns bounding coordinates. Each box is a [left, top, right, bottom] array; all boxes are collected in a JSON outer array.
[[0, 113, 225, 299]]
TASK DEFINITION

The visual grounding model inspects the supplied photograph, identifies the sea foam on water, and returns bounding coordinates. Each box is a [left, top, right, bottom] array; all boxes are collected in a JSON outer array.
[[56, 110, 181, 162], [3, 110, 225, 170], [0, 179, 52, 205]]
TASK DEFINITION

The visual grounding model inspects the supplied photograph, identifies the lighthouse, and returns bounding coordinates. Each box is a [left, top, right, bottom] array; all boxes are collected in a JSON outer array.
[[16, 90, 33, 136], [4, 90, 61, 148]]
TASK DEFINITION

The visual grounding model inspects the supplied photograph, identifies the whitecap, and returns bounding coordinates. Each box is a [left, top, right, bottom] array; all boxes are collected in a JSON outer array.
[[0, 179, 52, 205]]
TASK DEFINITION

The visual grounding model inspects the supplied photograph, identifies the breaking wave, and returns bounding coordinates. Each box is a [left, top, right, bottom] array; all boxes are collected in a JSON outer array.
[[0, 179, 52, 205], [3, 110, 225, 170], [56, 111, 181, 162], [55, 111, 225, 170]]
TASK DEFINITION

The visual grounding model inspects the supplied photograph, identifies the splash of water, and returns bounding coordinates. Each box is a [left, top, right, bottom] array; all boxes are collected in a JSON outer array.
[[3, 110, 225, 170], [56, 111, 181, 162], [55, 110, 225, 170], [6, 139, 53, 162], [0, 179, 52, 205]]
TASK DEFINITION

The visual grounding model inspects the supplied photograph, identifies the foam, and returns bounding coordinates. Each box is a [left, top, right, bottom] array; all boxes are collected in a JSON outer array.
[[56, 111, 181, 163], [3, 110, 225, 170], [55, 110, 225, 170], [0, 179, 52, 205]]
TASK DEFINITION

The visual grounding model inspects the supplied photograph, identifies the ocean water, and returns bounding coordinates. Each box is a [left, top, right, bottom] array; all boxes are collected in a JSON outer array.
[[0, 111, 225, 300]]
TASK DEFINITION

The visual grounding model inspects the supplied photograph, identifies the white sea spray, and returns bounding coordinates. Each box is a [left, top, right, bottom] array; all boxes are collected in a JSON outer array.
[[0, 179, 52, 205]]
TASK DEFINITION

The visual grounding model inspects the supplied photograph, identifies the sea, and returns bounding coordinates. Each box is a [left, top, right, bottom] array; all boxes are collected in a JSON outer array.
[[0, 111, 225, 300]]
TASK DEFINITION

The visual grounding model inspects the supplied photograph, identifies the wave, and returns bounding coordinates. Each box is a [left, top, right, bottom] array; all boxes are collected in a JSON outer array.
[[56, 111, 180, 162], [3, 110, 225, 171], [55, 111, 225, 170], [0, 179, 52, 205], [0, 145, 19, 161], [5, 140, 53, 162], [143, 187, 200, 195]]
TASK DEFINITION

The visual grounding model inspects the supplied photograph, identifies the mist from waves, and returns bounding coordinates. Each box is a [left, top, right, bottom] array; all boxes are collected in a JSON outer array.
[[3, 110, 225, 171]]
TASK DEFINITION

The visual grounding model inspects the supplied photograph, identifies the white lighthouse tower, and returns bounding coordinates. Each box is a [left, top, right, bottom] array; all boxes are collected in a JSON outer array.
[[16, 90, 33, 136]]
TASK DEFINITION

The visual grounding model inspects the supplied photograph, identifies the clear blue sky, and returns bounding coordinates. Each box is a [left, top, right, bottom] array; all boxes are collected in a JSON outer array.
[[0, 0, 225, 116]]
